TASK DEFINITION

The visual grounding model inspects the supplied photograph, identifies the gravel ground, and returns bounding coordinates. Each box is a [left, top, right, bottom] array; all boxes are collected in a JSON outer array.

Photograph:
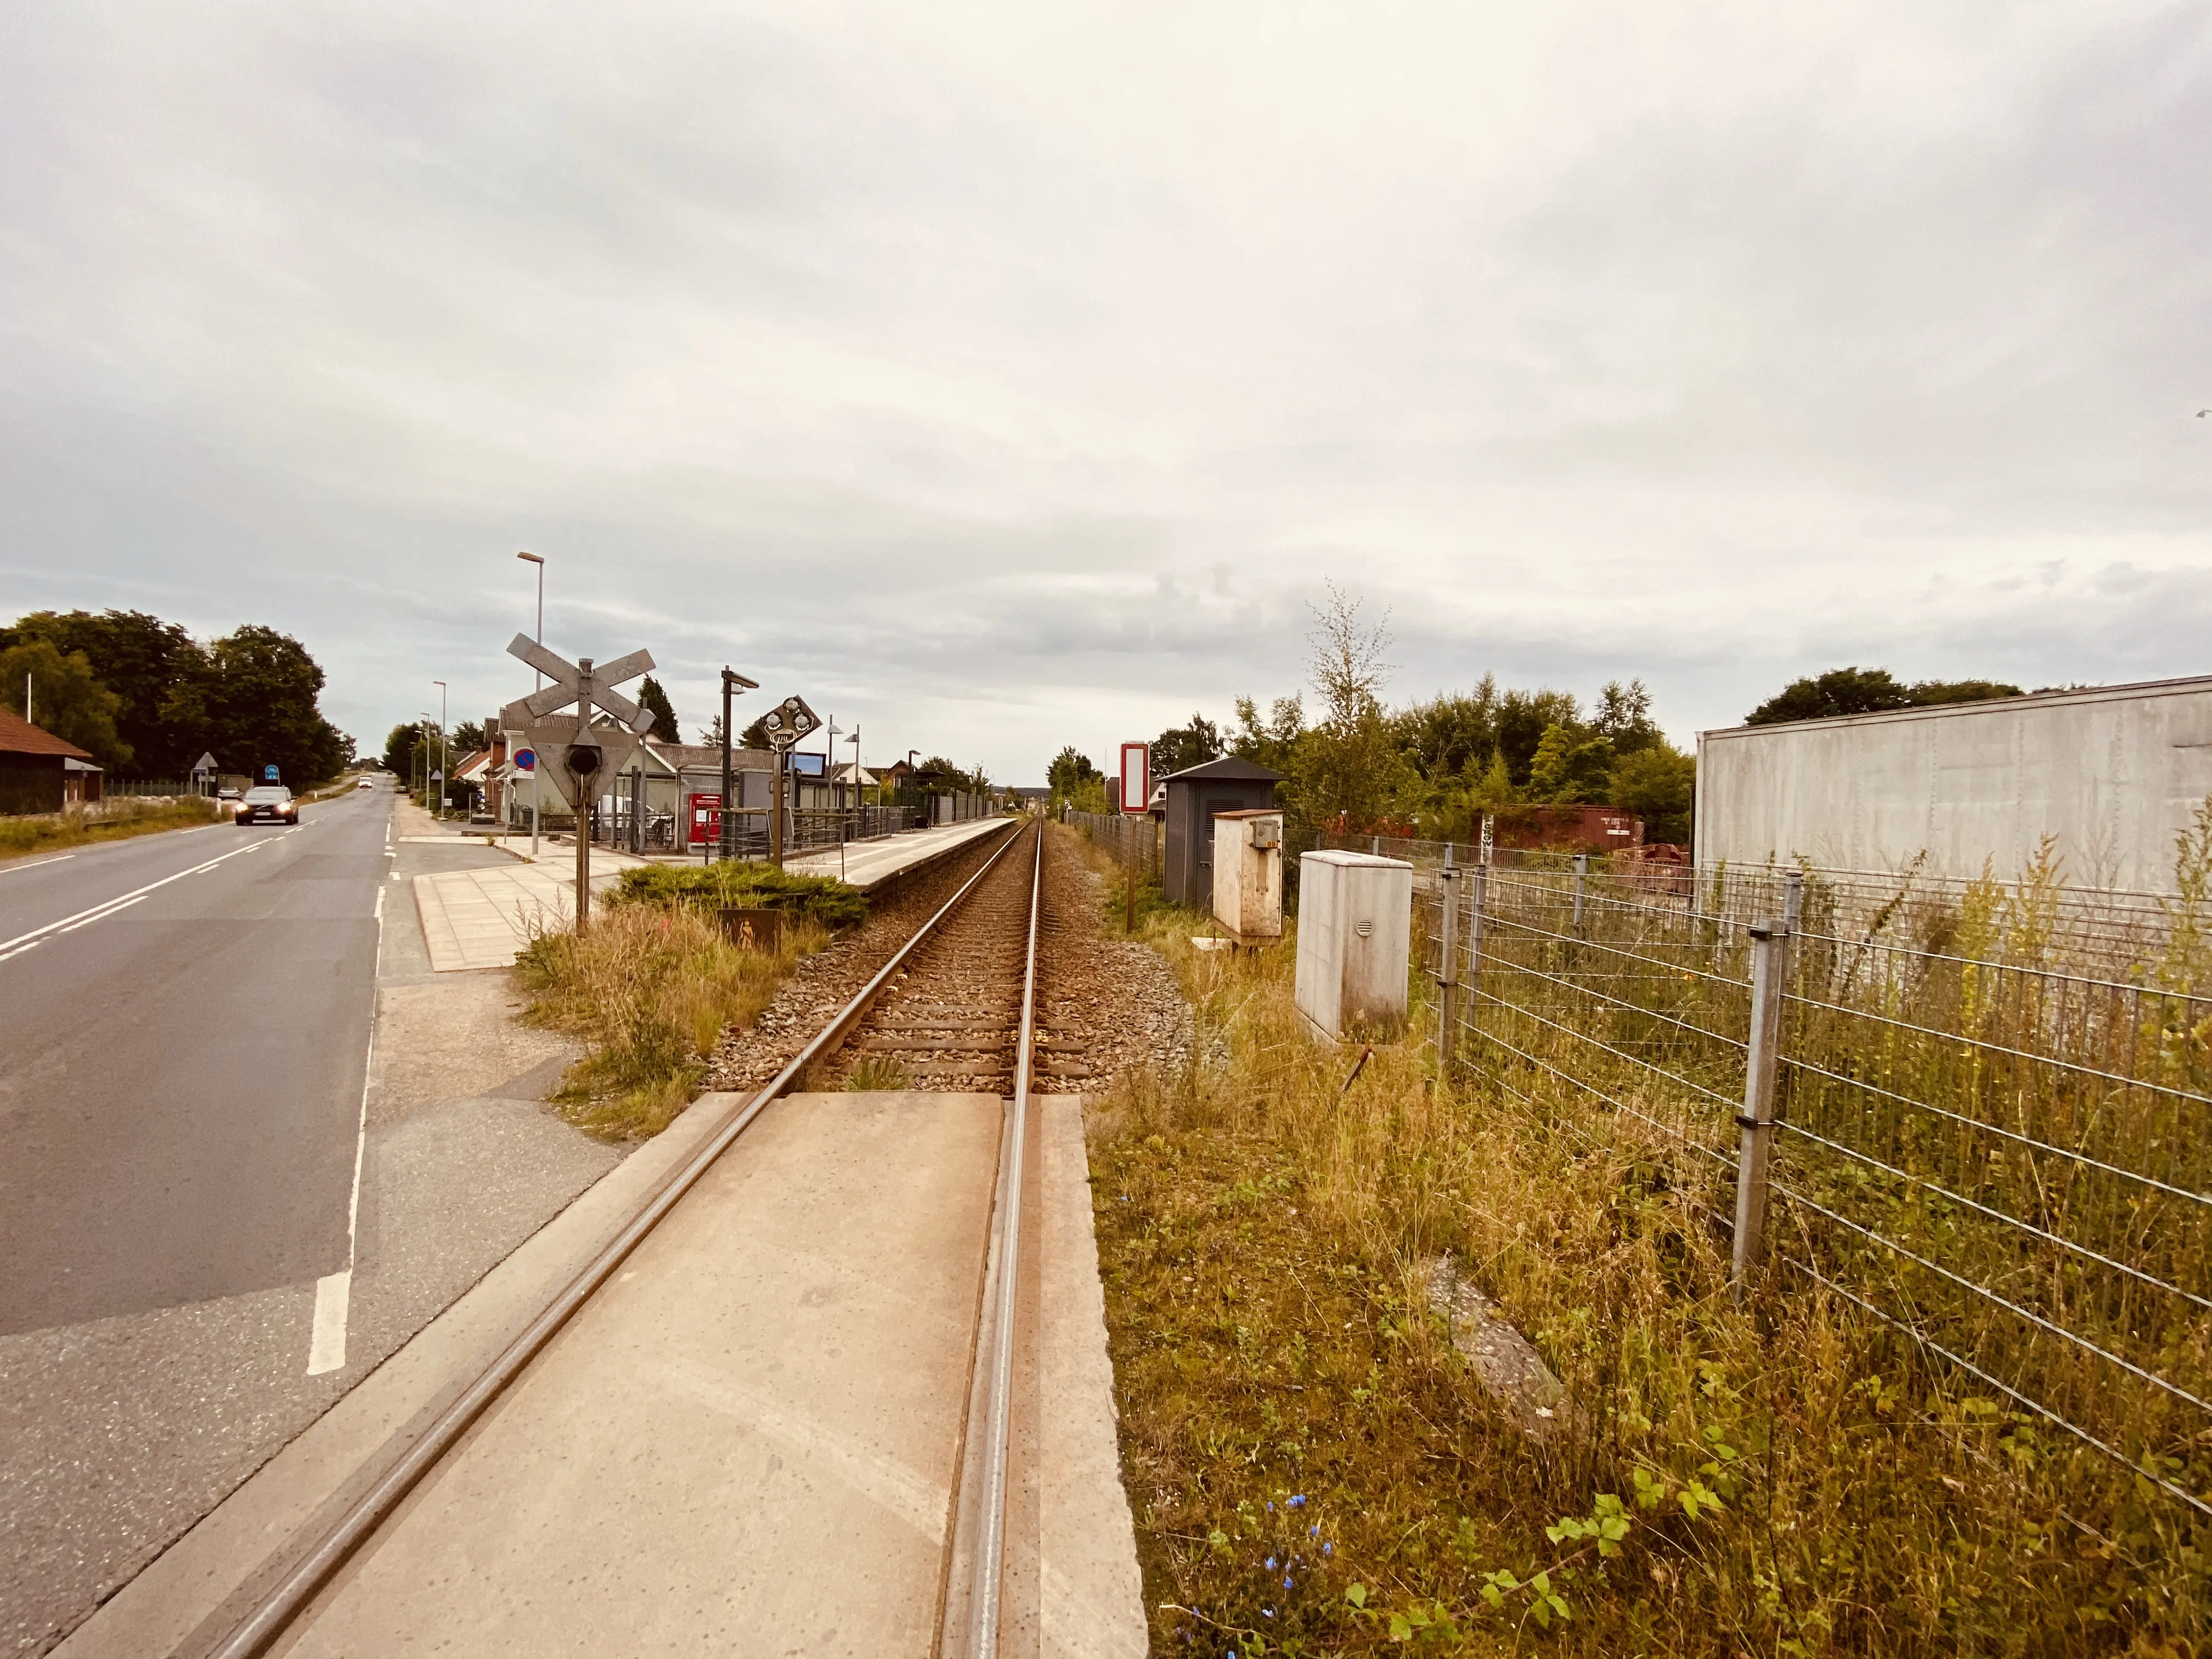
[[1031, 830, 1192, 1094], [700, 821, 1191, 1099]]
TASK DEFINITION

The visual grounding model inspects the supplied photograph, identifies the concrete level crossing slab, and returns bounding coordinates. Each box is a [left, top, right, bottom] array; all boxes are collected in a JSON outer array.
[[274, 1092, 1004, 1656]]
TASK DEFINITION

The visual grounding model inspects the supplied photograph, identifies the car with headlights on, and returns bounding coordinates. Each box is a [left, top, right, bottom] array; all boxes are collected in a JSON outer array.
[[236, 785, 300, 826]]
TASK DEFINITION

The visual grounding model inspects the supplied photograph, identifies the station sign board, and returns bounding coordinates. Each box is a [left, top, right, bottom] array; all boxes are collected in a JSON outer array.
[[1118, 742, 1150, 814]]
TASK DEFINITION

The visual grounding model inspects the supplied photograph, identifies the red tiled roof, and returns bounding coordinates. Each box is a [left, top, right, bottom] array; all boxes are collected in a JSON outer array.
[[0, 708, 93, 760]]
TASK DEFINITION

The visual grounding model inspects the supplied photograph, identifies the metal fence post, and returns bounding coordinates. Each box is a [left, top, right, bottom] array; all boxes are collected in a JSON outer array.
[[1465, 862, 1487, 1054], [1435, 859, 1460, 1075], [1572, 851, 1588, 930], [1731, 903, 1794, 1297]]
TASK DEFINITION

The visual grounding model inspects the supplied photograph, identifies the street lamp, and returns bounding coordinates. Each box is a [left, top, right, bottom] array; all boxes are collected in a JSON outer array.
[[432, 679, 447, 820], [418, 714, 432, 812], [518, 552, 545, 856]]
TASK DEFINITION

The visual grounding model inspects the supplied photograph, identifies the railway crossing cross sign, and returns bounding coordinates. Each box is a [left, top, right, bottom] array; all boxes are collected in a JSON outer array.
[[499, 634, 657, 933]]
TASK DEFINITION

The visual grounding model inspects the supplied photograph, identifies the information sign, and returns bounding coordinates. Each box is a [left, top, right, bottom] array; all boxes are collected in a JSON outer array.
[[1118, 742, 1150, 814]]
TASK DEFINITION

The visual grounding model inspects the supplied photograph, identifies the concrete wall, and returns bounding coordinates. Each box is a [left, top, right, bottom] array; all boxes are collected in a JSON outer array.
[[1695, 675, 2212, 894]]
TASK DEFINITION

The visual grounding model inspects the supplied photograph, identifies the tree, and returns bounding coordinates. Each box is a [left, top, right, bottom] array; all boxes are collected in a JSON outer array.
[[1047, 747, 1107, 811], [1590, 679, 1661, 754], [0, 608, 203, 775], [737, 714, 770, 750], [1909, 678, 2024, 707], [170, 625, 347, 784], [914, 755, 990, 793], [1150, 714, 1223, 778], [449, 720, 488, 757], [1289, 583, 1410, 833], [1527, 722, 1616, 804], [383, 723, 428, 775], [636, 676, 681, 743], [1608, 743, 1696, 845], [1231, 694, 1305, 772], [1494, 687, 1582, 787], [0, 640, 130, 768], [1395, 680, 1499, 781], [1746, 667, 1911, 725]]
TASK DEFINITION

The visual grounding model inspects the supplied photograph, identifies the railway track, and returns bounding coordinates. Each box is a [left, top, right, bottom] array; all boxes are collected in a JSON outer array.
[[197, 817, 1056, 1658]]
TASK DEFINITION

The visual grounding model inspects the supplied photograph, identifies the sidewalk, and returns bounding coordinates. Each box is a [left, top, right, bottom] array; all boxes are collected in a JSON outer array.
[[396, 800, 652, 972]]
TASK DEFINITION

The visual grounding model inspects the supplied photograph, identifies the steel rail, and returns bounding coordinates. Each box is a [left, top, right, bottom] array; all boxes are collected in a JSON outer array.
[[199, 818, 1026, 1659], [965, 827, 1043, 1658]]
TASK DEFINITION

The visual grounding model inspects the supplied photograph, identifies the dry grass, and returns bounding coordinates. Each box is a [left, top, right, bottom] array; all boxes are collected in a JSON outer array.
[[0, 796, 219, 860], [515, 901, 829, 1138], [1085, 890, 2208, 1655]]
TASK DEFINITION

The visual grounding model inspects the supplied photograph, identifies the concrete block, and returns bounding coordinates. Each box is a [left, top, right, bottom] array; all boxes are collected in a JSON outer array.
[[1210, 809, 1283, 941], [1294, 850, 1412, 1040]]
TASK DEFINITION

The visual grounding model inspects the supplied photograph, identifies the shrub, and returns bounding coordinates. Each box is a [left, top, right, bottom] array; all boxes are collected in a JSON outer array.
[[607, 862, 866, 929]]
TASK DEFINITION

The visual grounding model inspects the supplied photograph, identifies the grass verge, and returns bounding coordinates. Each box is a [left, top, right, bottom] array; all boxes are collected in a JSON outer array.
[[0, 796, 221, 860], [1069, 838, 2204, 1657], [515, 876, 855, 1138]]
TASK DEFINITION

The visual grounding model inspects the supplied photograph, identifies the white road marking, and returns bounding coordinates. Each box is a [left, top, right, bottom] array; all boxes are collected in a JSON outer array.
[[0, 837, 268, 961], [307, 1271, 351, 1375], [309, 852, 385, 1376], [0, 854, 76, 877]]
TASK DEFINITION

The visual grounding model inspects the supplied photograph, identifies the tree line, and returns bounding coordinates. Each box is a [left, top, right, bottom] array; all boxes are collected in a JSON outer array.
[[1050, 586, 2033, 849], [1, 609, 353, 785]]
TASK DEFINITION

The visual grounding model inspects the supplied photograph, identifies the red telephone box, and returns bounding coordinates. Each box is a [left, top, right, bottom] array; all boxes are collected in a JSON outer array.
[[688, 793, 722, 848]]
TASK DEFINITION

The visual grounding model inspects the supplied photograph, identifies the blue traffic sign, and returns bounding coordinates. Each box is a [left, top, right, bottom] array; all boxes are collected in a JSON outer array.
[[263, 765, 279, 780], [514, 748, 536, 772]]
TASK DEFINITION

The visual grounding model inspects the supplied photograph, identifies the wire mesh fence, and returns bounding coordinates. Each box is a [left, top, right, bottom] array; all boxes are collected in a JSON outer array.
[[1066, 809, 1158, 870], [1302, 830, 2212, 1520]]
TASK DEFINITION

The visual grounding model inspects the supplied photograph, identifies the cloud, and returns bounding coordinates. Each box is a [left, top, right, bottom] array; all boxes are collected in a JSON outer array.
[[4, 1, 2210, 777]]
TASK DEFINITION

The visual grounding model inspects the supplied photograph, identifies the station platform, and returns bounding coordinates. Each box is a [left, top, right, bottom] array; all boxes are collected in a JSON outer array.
[[783, 814, 1013, 894], [408, 816, 1013, 972]]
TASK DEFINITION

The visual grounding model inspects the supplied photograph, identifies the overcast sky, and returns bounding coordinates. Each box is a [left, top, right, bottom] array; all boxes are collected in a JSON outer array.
[[5, 2, 2209, 777]]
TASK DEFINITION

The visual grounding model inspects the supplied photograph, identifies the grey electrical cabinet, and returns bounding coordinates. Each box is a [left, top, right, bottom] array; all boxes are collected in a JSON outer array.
[[1159, 757, 1284, 907]]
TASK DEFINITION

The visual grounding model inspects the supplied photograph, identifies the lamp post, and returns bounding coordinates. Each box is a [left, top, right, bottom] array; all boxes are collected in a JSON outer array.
[[718, 667, 759, 863], [432, 680, 447, 820], [849, 726, 863, 822], [518, 552, 545, 855], [419, 714, 432, 813]]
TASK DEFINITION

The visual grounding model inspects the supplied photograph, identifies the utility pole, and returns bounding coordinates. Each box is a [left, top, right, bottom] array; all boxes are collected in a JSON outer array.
[[518, 552, 545, 856], [572, 658, 596, 931]]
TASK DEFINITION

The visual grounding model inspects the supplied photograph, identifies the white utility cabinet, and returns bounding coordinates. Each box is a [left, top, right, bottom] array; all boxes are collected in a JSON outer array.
[[1294, 849, 1412, 1040], [1211, 809, 1284, 941]]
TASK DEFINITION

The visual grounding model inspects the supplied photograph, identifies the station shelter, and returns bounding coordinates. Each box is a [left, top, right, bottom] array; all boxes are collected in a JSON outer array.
[[1159, 756, 1284, 907]]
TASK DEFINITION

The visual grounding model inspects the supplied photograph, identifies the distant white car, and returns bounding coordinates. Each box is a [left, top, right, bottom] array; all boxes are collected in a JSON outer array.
[[356, 775, 375, 790]]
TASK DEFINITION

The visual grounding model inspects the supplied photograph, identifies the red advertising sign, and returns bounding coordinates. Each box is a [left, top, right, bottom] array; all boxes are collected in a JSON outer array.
[[1118, 742, 1150, 814], [688, 792, 722, 847]]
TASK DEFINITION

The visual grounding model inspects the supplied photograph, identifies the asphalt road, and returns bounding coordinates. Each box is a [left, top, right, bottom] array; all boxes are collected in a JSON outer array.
[[0, 786, 623, 1657], [0, 791, 384, 1335]]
